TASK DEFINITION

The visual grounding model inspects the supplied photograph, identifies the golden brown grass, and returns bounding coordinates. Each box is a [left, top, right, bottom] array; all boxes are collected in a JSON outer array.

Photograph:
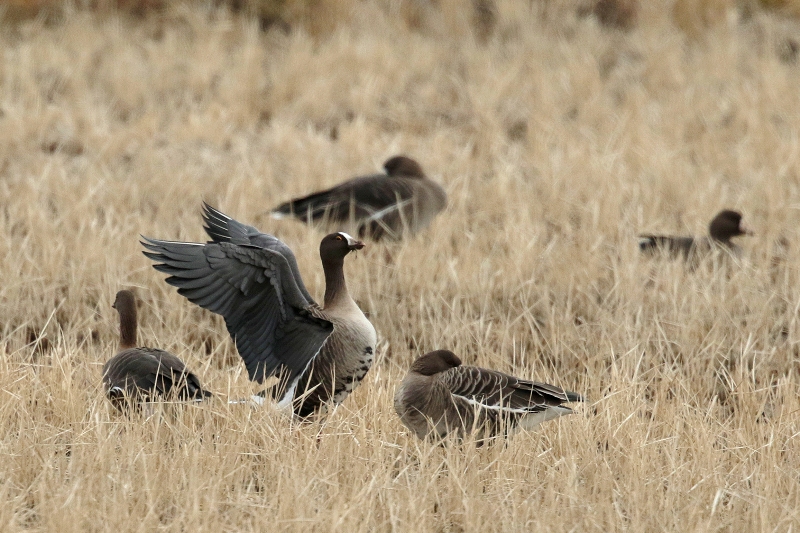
[[1, 1, 800, 531]]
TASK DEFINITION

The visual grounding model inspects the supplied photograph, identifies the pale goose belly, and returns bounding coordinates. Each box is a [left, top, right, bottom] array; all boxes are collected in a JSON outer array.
[[327, 310, 377, 404], [292, 306, 377, 416]]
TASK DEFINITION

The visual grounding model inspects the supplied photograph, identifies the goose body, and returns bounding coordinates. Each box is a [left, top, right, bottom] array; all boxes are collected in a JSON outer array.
[[142, 203, 376, 417], [638, 209, 753, 259], [271, 155, 447, 241], [394, 350, 583, 441], [103, 290, 211, 411]]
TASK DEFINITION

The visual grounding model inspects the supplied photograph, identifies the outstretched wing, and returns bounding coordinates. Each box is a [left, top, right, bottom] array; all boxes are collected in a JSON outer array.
[[440, 365, 580, 414], [201, 202, 316, 303], [142, 222, 333, 384]]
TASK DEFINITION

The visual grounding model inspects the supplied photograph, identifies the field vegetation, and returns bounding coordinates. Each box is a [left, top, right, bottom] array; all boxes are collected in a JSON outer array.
[[1, 0, 800, 530]]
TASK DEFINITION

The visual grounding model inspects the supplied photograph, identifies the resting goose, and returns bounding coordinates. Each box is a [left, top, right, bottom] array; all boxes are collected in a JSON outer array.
[[271, 155, 447, 241], [394, 350, 583, 441], [638, 209, 753, 259], [142, 202, 377, 417], [103, 290, 211, 411]]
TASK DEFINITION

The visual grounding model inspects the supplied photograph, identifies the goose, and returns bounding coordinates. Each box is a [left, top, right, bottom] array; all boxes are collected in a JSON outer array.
[[141, 202, 377, 417], [103, 289, 212, 411], [271, 155, 447, 240], [394, 350, 583, 441], [638, 209, 753, 259]]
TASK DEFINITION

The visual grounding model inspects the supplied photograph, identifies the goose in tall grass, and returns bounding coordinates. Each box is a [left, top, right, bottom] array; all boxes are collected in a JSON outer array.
[[142, 203, 377, 417], [103, 290, 211, 411], [638, 209, 753, 259], [394, 350, 583, 441], [271, 155, 447, 241]]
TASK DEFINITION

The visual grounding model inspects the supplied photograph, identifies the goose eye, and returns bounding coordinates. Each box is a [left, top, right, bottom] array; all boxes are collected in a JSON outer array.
[[335, 235, 344, 241]]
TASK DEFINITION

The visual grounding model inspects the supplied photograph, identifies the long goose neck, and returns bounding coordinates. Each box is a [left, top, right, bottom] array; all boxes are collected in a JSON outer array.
[[322, 256, 350, 308], [117, 301, 138, 351]]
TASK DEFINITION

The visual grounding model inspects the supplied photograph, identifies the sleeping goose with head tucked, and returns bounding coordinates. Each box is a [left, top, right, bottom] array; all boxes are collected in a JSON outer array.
[[271, 155, 447, 241], [142, 202, 377, 417], [102, 289, 212, 411], [394, 350, 583, 442]]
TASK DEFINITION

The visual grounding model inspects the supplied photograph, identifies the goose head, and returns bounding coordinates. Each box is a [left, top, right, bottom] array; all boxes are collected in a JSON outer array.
[[709, 210, 753, 242], [320, 232, 365, 265], [383, 155, 425, 179], [410, 350, 463, 376], [112, 289, 136, 313]]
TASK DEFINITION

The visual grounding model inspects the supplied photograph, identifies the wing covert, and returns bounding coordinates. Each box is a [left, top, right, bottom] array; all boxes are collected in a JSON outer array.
[[202, 202, 316, 304], [441, 366, 569, 412]]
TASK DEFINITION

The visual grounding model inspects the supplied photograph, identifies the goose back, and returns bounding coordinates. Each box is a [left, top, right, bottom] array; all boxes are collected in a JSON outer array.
[[272, 155, 447, 240], [103, 348, 211, 410]]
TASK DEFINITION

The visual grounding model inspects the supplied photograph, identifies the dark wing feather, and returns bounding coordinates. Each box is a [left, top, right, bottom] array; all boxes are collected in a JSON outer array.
[[638, 235, 696, 257], [440, 366, 578, 413], [202, 201, 260, 244], [102, 348, 212, 403], [202, 202, 316, 303], [277, 175, 450, 240], [142, 236, 333, 384], [356, 179, 446, 240], [272, 174, 419, 233], [342, 176, 419, 214]]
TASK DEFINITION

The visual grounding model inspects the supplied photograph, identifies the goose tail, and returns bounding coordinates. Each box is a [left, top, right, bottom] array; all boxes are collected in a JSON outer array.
[[271, 189, 339, 222], [565, 390, 584, 403], [638, 235, 658, 252]]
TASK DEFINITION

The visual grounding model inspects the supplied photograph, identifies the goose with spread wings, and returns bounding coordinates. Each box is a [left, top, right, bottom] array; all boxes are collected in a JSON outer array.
[[142, 203, 377, 417], [271, 155, 447, 241], [394, 350, 583, 441], [103, 289, 212, 412]]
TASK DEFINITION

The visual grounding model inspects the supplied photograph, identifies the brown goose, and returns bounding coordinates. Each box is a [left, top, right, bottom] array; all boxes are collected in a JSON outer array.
[[394, 350, 583, 441], [142, 202, 377, 417], [638, 209, 753, 259], [271, 155, 447, 241], [103, 290, 211, 411]]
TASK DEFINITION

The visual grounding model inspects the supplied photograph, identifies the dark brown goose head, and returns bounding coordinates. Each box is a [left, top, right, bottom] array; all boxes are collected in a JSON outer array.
[[113, 290, 138, 351], [410, 350, 463, 376], [383, 156, 425, 179], [320, 232, 365, 308], [709, 210, 753, 243], [320, 232, 365, 260]]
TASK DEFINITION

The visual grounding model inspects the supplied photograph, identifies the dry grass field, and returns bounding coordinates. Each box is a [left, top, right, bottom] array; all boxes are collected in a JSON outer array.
[[2, 0, 800, 530]]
